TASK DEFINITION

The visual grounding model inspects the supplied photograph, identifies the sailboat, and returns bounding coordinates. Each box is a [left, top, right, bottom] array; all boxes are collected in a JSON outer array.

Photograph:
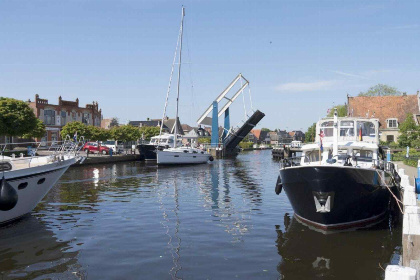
[[157, 7, 212, 165]]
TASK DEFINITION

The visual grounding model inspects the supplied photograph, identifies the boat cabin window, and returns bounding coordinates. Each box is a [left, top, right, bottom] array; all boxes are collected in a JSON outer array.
[[304, 150, 321, 163], [356, 121, 375, 137], [167, 139, 174, 144], [352, 149, 373, 162], [320, 121, 334, 137], [339, 121, 354, 136]]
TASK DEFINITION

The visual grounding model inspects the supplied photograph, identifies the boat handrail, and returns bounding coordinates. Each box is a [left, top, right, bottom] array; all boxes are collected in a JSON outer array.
[[0, 135, 85, 169]]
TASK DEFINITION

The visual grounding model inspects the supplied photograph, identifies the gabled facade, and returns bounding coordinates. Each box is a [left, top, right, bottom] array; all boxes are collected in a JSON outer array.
[[28, 94, 102, 144], [347, 92, 420, 143]]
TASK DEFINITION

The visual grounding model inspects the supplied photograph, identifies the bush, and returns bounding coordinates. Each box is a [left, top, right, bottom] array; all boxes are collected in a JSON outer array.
[[239, 141, 254, 149]]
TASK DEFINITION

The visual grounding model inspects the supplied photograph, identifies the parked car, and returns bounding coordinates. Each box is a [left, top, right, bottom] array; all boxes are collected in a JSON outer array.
[[101, 140, 124, 154], [82, 142, 110, 154]]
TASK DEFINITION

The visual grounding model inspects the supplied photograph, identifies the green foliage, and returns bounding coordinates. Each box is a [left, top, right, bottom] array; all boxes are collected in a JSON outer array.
[[327, 104, 347, 117], [358, 84, 401, 97], [138, 126, 160, 140], [393, 151, 420, 167], [261, 128, 271, 132], [0, 97, 39, 137], [239, 141, 254, 149], [61, 121, 93, 140], [110, 117, 119, 127], [90, 126, 111, 141], [398, 114, 420, 148], [198, 137, 211, 144], [305, 123, 316, 143], [111, 125, 141, 142], [22, 118, 46, 139]]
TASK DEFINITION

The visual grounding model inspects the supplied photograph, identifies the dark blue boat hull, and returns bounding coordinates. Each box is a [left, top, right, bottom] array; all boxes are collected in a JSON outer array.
[[279, 166, 398, 230]]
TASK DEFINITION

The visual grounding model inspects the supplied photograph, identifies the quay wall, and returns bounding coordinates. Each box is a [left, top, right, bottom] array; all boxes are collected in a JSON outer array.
[[386, 163, 420, 280]]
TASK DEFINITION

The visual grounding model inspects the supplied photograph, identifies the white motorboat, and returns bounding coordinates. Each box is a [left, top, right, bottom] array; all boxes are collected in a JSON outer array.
[[158, 147, 212, 165], [156, 7, 212, 165], [0, 137, 82, 224]]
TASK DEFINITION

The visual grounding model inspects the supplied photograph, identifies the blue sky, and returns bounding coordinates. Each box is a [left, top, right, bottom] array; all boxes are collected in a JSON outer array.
[[1, 0, 419, 131]]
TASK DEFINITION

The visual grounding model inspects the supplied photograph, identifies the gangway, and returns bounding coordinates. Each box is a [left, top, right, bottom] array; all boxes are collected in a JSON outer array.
[[197, 74, 265, 157]]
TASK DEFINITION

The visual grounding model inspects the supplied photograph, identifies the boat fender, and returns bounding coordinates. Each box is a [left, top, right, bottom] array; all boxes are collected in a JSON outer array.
[[275, 175, 283, 195], [0, 176, 18, 211], [209, 156, 214, 162], [415, 178, 420, 194]]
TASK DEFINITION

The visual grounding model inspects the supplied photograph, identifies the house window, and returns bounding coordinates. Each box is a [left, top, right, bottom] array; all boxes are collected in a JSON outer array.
[[387, 135, 395, 142], [61, 111, 66, 126], [82, 113, 90, 124], [44, 110, 55, 125], [387, 119, 398, 128], [72, 112, 77, 121]]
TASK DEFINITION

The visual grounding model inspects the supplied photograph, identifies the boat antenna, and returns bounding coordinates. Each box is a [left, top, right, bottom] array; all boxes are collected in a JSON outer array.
[[174, 6, 185, 147], [158, 8, 183, 145]]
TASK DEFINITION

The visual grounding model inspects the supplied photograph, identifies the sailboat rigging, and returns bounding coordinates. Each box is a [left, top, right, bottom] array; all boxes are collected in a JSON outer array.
[[157, 7, 213, 165]]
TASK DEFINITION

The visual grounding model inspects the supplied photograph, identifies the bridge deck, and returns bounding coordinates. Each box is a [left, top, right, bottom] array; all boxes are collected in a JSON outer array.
[[223, 110, 265, 153]]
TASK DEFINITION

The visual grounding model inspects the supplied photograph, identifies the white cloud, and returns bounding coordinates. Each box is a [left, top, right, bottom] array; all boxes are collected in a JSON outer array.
[[331, 70, 369, 80], [275, 80, 337, 92]]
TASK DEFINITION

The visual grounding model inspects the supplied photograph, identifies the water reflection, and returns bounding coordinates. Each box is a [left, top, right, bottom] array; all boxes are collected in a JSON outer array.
[[0, 151, 402, 279], [275, 213, 401, 279], [0, 217, 81, 279]]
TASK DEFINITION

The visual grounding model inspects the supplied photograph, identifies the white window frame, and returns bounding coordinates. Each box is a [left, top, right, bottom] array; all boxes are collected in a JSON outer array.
[[387, 118, 398, 128]]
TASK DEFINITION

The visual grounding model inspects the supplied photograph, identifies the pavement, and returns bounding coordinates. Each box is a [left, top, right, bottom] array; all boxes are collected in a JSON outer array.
[[395, 161, 418, 185]]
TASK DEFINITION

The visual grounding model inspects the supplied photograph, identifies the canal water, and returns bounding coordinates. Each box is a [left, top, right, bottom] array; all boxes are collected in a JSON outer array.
[[0, 150, 401, 279]]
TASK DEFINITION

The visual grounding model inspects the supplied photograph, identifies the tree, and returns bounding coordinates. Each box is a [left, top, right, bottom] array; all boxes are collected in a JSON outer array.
[[90, 126, 111, 141], [261, 128, 271, 132], [22, 118, 46, 139], [61, 121, 92, 140], [398, 114, 420, 148], [327, 104, 347, 117], [138, 126, 160, 141], [358, 84, 401, 97], [111, 125, 141, 142], [0, 97, 39, 137], [305, 123, 316, 143], [110, 117, 119, 128]]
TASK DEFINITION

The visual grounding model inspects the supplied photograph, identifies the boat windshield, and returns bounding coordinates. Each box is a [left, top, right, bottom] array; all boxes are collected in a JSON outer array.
[[320, 121, 334, 137], [352, 149, 373, 162], [356, 121, 375, 137], [339, 121, 354, 136], [304, 150, 322, 163]]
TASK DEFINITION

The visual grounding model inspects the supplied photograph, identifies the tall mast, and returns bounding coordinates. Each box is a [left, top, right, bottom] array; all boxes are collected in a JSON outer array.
[[174, 7, 185, 146]]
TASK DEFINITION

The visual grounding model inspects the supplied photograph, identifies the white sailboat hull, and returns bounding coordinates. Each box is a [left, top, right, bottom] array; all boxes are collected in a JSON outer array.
[[0, 156, 77, 224], [157, 149, 211, 165]]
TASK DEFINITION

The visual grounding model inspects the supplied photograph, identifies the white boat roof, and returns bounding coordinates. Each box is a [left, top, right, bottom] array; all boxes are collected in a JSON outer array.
[[301, 141, 378, 151]]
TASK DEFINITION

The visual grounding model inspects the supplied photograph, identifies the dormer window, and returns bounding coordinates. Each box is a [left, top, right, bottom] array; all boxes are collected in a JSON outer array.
[[387, 118, 398, 128]]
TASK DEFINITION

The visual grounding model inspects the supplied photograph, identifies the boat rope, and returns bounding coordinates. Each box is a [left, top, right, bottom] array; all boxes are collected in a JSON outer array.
[[375, 170, 404, 215], [158, 16, 183, 144]]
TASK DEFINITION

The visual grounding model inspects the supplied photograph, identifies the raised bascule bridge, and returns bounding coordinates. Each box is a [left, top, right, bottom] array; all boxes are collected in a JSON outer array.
[[196, 74, 265, 158]]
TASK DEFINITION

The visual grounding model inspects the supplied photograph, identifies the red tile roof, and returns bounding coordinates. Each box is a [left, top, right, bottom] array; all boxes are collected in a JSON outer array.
[[348, 94, 419, 126], [251, 129, 261, 139]]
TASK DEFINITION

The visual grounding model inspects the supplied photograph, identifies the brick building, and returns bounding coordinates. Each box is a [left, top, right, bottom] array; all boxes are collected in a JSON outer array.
[[347, 92, 420, 143], [28, 94, 102, 144]]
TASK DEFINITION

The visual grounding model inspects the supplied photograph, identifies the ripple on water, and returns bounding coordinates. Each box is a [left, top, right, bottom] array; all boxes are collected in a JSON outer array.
[[0, 151, 401, 279]]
